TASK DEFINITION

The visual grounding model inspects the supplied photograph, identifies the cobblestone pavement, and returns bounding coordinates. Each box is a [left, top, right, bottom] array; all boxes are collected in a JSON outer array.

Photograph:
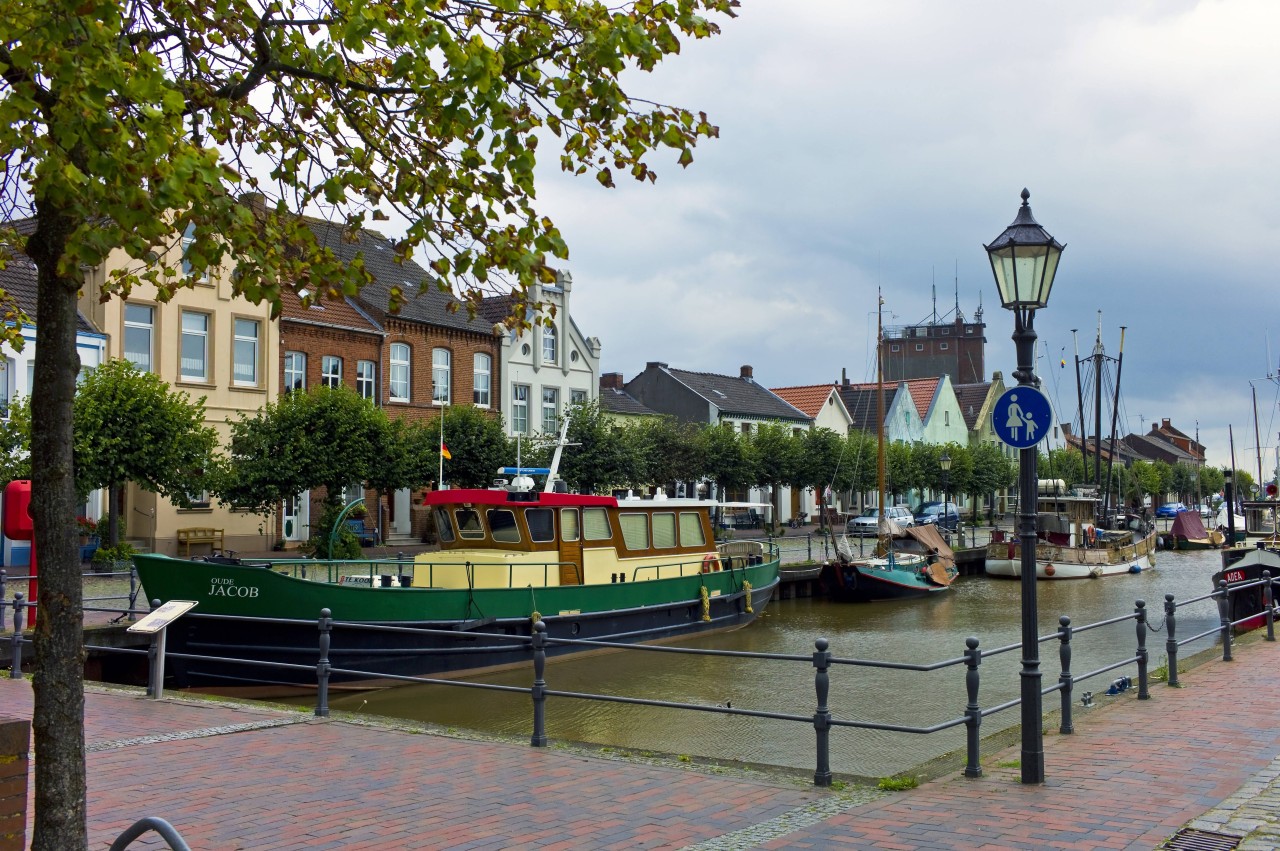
[[1, 632, 1278, 849]]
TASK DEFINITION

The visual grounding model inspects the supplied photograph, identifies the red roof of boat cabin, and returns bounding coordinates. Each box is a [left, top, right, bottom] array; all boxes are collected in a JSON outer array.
[[424, 489, 617, 507]]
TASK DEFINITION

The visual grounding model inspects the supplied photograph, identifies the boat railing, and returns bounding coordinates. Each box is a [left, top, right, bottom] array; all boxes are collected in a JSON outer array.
[[46, 568, 1279, 788]]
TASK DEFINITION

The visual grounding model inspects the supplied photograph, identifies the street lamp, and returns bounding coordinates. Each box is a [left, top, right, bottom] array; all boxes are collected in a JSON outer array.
[[985, 188, 1065, 785], [940, 450, 953, 536], [1224, 468, 1236, 542]]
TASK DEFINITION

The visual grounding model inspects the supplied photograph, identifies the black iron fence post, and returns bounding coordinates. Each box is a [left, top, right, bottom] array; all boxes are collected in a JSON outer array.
[[807, 534, 812, 563], [128, 566, 139, 621], [0, 568, 7, 603], [1057, 616, 1073, 734], [1217, 580, 1233, 662], [8, 593, 24, 678], [1135, 600, 1149, 700], [1264, 571, 1275, 642], [1164, 593, 1180, 687], [530, 620, 548, 747], [963, 636, 982, 777], [812, 637, 832, 787], [315, 608, 332, 717]]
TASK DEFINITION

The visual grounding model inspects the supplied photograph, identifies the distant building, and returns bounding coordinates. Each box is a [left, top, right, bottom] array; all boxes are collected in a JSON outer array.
[[880, 309, 987, 385], [598, 373, 659, 422]]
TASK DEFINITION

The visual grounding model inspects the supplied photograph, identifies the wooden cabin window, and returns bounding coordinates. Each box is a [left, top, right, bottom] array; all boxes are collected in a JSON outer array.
[[455, 508, 484, 540], [434, 508, 455, 543], [583, 507, 611, 541], [487, 509, 521, 543], [560, 509, 580, 542], [652, 513, 677, 548], [679, 512, 706, 547], [619, 513, 649, 550], [526, 508, 555, 543]]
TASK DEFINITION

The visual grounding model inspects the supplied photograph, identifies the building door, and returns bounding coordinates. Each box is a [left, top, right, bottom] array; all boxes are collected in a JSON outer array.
[[393, 488, 412, 536], [283, 492, 308, 542]]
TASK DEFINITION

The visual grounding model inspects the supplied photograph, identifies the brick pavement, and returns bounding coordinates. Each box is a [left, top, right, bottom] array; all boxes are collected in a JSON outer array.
[[0, 634, 1277, 849]]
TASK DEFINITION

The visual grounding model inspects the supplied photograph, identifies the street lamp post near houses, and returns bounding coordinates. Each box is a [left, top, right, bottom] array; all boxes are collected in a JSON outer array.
[[984, 188, 1066, 785], [940, 450, 953, 537]]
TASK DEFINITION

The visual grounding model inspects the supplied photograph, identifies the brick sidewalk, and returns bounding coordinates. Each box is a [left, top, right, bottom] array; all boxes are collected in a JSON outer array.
[[2, 635, 1278, 849]]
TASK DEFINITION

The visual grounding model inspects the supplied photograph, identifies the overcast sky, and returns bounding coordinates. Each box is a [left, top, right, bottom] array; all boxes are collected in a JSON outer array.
[[528, 0, 1280, 475]]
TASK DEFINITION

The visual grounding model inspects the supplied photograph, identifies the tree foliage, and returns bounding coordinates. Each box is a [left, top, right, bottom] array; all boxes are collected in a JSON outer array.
[[555, 400, 643, 494], [438, 405, 512, 489]]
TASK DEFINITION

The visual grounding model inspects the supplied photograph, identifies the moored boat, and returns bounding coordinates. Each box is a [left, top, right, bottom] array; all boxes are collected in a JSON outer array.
[[822, 524, 957, 602], [1169, 510, 1225, 550], [132, 477, 780, 691], [985, 486, 1156, 579]]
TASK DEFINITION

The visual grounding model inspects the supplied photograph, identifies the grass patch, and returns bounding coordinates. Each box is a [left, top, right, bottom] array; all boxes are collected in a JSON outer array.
[[996, 759, 1020, 769], [677, 754, 692, 763], [876, 775, 918, 791]]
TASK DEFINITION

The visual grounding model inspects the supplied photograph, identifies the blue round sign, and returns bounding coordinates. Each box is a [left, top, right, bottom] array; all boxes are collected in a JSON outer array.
[[992, 387, 1053, 450]]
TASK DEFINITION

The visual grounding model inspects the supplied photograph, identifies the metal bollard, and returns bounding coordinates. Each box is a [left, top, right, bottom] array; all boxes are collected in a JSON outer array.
[[1057, 616, 1073, 734], [530, 621, 548, 747], [1164, 594, 1180, 687], [1135, 600, 1149, 700], [0, 568, 6, 603], [1265, 571, 1275, 642], [1217, 580, 1233, 662], [812, 637, 832, 787], [963, 636, 983, 777], [8, 593, 23, 678], [315, 609, 332, 717], [128, 566, 139, 621], [807, 533, 812, 563]]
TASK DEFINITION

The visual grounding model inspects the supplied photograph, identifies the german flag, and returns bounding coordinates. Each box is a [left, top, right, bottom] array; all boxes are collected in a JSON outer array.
[[440, 443, 452, 460]]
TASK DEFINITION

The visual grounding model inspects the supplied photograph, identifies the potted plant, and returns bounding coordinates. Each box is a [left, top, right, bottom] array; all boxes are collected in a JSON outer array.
[[75, 516, 98, 545], [90, 541, 137, 574]]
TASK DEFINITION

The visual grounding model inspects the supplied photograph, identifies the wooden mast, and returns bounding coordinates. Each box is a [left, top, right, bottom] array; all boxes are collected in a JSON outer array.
[[876, 291, 888, 556]]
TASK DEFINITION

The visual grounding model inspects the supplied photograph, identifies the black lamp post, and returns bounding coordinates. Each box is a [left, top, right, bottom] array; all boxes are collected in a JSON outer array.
[[940, 450, 953, 533], [984, 188, 1065, 785], [1224, 468, 1236, 542]]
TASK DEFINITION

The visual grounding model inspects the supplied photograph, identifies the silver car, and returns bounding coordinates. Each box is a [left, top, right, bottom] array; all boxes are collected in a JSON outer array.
[[846, 506, 914, 536]]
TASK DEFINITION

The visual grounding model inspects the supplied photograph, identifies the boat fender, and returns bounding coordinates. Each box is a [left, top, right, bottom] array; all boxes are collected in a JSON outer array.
[[1090, 567, 1104, 578], [1044, 564, 1055, 577], [702, 553, 720, 573], [1128, 564, 1141, 574]]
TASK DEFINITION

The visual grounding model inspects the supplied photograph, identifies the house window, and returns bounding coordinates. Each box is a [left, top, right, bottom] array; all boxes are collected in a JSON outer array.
[[512, 384, 530, 434], [915, 343, 924, 351], [179, 311, 209, 382], [890, 344, 900, 353], [542, 387, 559, 433], [184, 488, 211, 509], [123, 304, 154, 372], [944, 411, 950, 426], [180, 222, 208, 281], [284, 352, 306, 392], [356, 360, 376, 400], [939, 342, 949, 351], [389, 343, 410, 401], [432, 348, 451, 405], [0, 358, 11, 419], [570, 389, 587, 406], [473, 353, 491, 407], [542, 325, 557, 365], [741, 422, 750, 434], [232, 318, 260, 386], [321, 355, 342, 389]]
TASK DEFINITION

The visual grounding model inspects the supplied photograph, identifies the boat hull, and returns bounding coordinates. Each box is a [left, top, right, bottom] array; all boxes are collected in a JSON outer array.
[[1216, 542, 1280, 631], [133, 554, 780, 689], [819, 559, 949, 602], [985, 531, 1157, 579]]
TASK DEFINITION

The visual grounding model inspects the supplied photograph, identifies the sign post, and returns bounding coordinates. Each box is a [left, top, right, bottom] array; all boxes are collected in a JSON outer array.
[[128, 601, 197, 699], [991, 387, 1053, 451]]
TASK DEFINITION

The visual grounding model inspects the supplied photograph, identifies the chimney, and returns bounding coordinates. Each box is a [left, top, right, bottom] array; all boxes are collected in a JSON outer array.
[[740, 365, 753, 380], [600, 372, 624, 391], [646, 361, 667, 371], [842, 367, 849, 387], [1162, 418, 1171, 429]]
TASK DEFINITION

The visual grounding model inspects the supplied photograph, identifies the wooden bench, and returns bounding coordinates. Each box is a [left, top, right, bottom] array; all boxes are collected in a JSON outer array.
[[177, 527, 224, 557]]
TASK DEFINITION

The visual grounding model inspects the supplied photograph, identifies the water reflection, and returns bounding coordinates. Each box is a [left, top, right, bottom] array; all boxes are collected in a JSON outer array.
[[310, 550, 1226, 777]]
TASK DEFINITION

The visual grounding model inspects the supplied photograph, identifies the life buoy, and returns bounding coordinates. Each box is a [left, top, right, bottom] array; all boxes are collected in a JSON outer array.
[[702, 553, 720, 573]]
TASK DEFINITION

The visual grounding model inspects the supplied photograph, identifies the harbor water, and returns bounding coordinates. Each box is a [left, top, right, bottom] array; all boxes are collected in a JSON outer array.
[[314, 548, 1229, 778]]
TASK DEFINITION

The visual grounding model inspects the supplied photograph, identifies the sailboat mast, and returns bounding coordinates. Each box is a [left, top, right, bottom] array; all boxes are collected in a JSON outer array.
[[1103, 326, 1126, 520], [877, 292, 887, 548], [1253, 383, 1264, 489], [1092, 313, 1104, 489], [1072, 329, 1088, 484]]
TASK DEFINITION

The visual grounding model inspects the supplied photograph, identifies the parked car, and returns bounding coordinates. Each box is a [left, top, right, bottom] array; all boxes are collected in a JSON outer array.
[[846, 506, 914, 536], [1197, 503, 1217, 519], [1155, 502, 1188, 518], [914, 501, 961, 531]]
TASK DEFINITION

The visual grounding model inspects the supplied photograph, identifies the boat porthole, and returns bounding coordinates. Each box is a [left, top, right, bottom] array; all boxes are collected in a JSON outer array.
[[570, 622, 581, 636]]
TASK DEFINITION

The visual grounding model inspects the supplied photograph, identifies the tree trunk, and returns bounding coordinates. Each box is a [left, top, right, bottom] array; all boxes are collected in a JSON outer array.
[[27, 212, 88, 848]]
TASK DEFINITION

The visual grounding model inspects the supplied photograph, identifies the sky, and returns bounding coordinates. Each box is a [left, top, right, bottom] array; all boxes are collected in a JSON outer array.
[[526, 0, 1280, 475]]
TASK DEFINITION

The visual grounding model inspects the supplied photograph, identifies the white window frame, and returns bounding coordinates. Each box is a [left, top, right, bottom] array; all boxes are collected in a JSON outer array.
[[542, 386, 559, 434], [123, 304, 154, 373], [542, 325, 557, 365], [389, 343, 410, 402], [432, 347, 451, 405], [512, 384, 530, 435], [473, 353, 491, 408], [232, 318, 260, 387], [321, 355, 342, 389], [179, 310, 209, 382], [284, 351, 306, 392], [570, 389, 587, 406], [356, 360, 376, 400], [180, 222, 209, 282]]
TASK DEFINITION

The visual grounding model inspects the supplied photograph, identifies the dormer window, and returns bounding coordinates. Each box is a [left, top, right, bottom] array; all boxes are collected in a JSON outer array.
[[542, 325, 557, 365]]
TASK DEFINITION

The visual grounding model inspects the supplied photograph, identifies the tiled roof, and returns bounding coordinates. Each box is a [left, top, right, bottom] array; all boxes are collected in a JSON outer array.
[[770, 384, 837, 418], [0, 251, 97, 333], [479, 294, 518, 327], [599, 386, 658, 417], [903, 377, 939, 419], [837, 384, 895, 433], [1067, 432, 1136, 464], [303, 218, 495, 336], [666, 367, 809, 422], [1125, 432, 1197, 464], [954, 382, 992, 430], [279, 287, 383, 335]]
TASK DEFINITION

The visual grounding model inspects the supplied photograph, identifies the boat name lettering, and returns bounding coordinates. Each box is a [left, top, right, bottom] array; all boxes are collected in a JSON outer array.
[[1224, 569, 1246, 584], [209, 580, 260, 598]]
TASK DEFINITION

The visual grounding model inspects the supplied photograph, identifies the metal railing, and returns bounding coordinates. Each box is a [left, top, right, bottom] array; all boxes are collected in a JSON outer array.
[[9, 570, 1277, 785]]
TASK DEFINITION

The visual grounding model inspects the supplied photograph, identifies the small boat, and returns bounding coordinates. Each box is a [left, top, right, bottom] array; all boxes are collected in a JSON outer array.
[[1169, 510, 1225, 550], [818, 292, 957, 603], [132, 467, 780, 691], [1214, 504, 1248, 545], [985, 485, 1157, 579], [1215, 529, 1280, 632]]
